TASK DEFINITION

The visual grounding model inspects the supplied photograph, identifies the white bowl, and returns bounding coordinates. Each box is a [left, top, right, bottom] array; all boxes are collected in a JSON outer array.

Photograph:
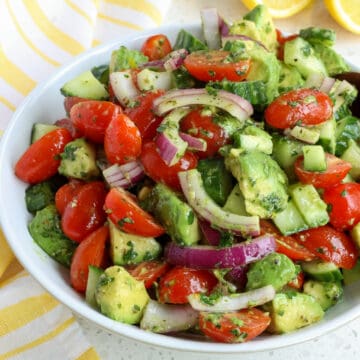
[[1, 23, 360, 354]]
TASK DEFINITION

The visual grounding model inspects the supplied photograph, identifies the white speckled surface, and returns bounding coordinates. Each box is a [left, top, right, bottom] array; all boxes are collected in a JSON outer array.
[[79, 1, 360, 358]]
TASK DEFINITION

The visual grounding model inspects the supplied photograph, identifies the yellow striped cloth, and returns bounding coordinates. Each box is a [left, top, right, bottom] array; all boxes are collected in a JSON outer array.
[[0, 1, 171, 358]]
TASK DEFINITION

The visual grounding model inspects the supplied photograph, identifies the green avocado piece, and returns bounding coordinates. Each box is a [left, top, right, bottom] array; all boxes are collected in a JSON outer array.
[[58, 138, 100, 180], [278, 62, 304, 94], [95, 265, 149, 324], [265, 292, 324, 333], [28, 205, 77, 267], [246, 253, 299, 291], [143, 183, 200, 246], [225, 148, 288, 218], [109, 221, 161, 265]]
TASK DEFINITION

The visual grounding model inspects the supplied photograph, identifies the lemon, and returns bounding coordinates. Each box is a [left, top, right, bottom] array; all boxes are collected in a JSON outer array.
[[242, 0, 313, 18], [324, 0, 360, 34]]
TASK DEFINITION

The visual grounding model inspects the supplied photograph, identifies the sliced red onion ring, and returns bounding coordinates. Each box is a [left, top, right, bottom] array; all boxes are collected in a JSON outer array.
[[187, 285, 275, 312], [139, 59, 166, 71], [164, 49, 188, 71], [219, 17, 230, 36], [319, 77, 336, 93], [110, 71, 140, 106], [179, 169, 260, 237], [153, 88, 253, 122], [140, 300, 199, 333], [155, 107, 192, 166], [103, 160, 144, 188], [221, 35, 268, 51], [198, 219, 221, 246], [179, 132, 207, 152], [226, 265, 248, 291], [164, 234, 276, 269], [201, 8, 221, 50]]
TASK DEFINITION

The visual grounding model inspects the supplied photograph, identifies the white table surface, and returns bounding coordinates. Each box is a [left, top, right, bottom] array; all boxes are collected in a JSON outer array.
[[79, 1, 360, 359]]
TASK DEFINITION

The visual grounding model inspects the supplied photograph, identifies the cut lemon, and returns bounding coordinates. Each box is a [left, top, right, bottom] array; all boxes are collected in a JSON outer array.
[[324, 0, 360, 34], [242, 0, 314, 19]]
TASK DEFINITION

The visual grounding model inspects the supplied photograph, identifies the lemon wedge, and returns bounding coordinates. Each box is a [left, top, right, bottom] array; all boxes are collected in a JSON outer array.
[[324, 0, 360, 34], [242, 0, 313, 18]]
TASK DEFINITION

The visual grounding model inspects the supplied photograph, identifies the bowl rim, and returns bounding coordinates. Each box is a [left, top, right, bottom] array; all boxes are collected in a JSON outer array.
[[1, 22, 360, 353]]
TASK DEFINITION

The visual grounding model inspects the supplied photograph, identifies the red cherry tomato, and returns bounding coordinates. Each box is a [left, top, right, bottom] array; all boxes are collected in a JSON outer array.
[[70, 225, 109, 292], [276, 29, 298, 60], [184, 50, 251, 82], [104, 187, 165, 237], [55, 180, 85, 215], [125, 90, 165, 141], [323, 182, 360, 231], [61, 181, 107, 243], [260, 220, 316, 261], [287, 271, 305, 290], [70, 100, 122, 143], [199, 308, 271, 343], [15, 128, 72, 184], [158, 266, 218, 304], [264, 88, 333, 129], [64, 96, 88, 114], [180, 108, 231, 158], [128, 261, 170, 289], [141, 34, 172, 61], [294, 154, 352, 189], [294, 225, 357, 269], [140, 141, 198, 191], [104, 114, 142, 164]]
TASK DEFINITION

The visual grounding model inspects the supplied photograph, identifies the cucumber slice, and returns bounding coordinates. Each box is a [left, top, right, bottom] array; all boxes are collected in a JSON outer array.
[[342, 259, 360, 285], [302, 145, 327, 172], [301, 259, 343, 282], [31, 123, 59, 143], [315, 117, 336, 154], [341, 139, 360, 181], [85, 265, 104, 308], [60, 70, 109, 100], [288, 126, 320, 144]]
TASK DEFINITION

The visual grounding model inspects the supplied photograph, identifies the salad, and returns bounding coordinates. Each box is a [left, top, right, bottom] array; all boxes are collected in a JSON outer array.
[[14, 5, 360, 343]]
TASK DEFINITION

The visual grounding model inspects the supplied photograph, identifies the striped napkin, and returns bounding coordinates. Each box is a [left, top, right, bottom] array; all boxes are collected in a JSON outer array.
[[0, 1, 171, 359]]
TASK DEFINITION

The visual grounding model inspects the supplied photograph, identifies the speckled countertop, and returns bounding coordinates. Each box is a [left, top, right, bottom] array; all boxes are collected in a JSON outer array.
[[79, 1, 360, 359]]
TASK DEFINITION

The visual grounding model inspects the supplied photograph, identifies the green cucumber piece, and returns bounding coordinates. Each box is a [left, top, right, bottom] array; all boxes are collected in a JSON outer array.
[[85, 265, 104, 308], [302, 145, 327, 172], [301, 259, 343, 282]]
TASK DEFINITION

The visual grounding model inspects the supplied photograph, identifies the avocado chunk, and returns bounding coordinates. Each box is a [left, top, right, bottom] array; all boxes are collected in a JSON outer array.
[[25, 180, 55, 214], [278, 62, 304, 94], [229, 20, 263, 45], [28, 205, 77, 267], [303, 280, 343, 311], [143, 183, 200, 246], [58, 138, 100, 180], [223, 184, 249, 216], [233, 125, 273, 154], [225, 148, 288, 218], [246, 253, 299, 291], [109, 221, 161, 265], [265, 292, 324, 333], [242, 4, 278, 52], [95, 265, 149, 324]]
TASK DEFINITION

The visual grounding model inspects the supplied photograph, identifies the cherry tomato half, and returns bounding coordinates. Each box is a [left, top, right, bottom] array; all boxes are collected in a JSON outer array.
[[104, 114, 142, 164], [294, 225, 357, 269], [70, 100, 122, 143], [104, 187, 165, 237], [260, 220, 316, 261], [184, 50, 251, 82], [55, 179, 85, 215], [128, 261, 170, 289], [294, 153, 352, 189], [140, 141, 198, 191], [158, 266, 218, 304], [15, 128, 72, 184], [323, 182, 360, 231], [180, 108, 230, 158], [141, 34, 172, 61], [265, 88, 333, 129], [61, 181, 107, 243], [276, 29, 299, 60], [70, 225, 109, 292], [125, 90, 165, 141], [199, 308, 271, 343]]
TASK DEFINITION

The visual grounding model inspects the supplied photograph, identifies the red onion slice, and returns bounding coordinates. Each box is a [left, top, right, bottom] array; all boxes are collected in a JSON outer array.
[[153, 88, 253, 122], [198, 219, 221, 246], [319, 77, 336, 93], [179, 169, 260, 237], [155, 107, 192, 166], [201, 8, 221, 50], [103, 160, 144, 188], [164, 234, 276, 269], [188, 285, 275, 312], [140, 300, 199, 333], [164, 49, 188, 71], [179, 132, 207, 152]]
